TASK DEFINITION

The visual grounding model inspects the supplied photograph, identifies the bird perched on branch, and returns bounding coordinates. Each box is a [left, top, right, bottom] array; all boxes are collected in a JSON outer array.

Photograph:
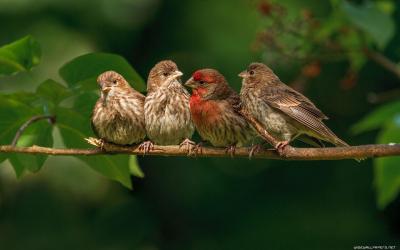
[[91, 71, 146, 145], [185, 69, 255, 156], [239, 62, 352, 153], [142, 60, 195, 152]]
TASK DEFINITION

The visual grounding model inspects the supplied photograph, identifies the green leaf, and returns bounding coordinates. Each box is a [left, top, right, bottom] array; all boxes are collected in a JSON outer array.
[[0, 35, 41, 76], [375, 119, 400, 209], [337, 28, 367, 71], [8, 121, 54, 176], [59, 52, 146, 92], [351, 100, 400, 134], [36, 79, 72, 109], [0, 89, 60, 175], [55, 107, 132, 189], [72, 91, 99, 118], [342, 1, 395, 49], [376, 0, 395, 14], [0, 93, 37, 145], [0, 93, 41, 170], [129, 156, 144, 178]]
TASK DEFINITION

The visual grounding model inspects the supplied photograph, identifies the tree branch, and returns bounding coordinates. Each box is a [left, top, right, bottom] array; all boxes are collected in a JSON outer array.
[[0, 138, 399, 160], [238, 109, 281, 148], [365, 49, 400, 80], [11, 115, 56, 146]]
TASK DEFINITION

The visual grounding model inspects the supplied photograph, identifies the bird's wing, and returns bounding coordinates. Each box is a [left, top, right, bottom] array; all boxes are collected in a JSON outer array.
[[226, 90, 242, 112], [260, 84, 338, 140], [90, 120, 99, 137], [266, 84, 328, 120], [90, 101, 101, 138], [296, 134, 324, 147]]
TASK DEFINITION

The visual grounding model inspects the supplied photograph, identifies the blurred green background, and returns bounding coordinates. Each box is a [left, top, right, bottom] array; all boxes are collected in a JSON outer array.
[[1, 0, 400, 249]]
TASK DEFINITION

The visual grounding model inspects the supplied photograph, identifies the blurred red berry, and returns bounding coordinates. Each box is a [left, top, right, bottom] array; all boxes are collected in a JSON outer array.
[[302, 61, 321, 78], [258, 1, 273, 16]]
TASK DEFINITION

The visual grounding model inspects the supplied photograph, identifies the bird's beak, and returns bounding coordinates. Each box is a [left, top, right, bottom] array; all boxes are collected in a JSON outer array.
[[184, 77, 196, 88], [102, 87, 111, 94], [238, 71, 248, 78], [172, 70, 183, 79]]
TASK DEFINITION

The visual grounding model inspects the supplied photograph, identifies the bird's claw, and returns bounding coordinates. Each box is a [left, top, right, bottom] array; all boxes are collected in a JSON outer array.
[[275, 141, 289, 156], [225, 145, 236, 157], [249, 144, 264, 159], [190, 142, 204, 157], [86, 137, 106, 150], [179, 138, 196, 155], [138, 141, 154, 155], [98, 139, 106, 151]]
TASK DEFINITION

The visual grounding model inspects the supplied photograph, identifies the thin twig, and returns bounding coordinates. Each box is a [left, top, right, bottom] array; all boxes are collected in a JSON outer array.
[[367, 88, 400, 104], [238, 109, 281, 148], [11, 115, 56, 146], [0, 139, 399, 160], [365, 49, 400, 80]]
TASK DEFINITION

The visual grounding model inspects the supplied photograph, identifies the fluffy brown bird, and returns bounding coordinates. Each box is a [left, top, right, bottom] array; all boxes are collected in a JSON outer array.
[[91, 71, 146, 145], [185, 69, 255, 155], [239, 62, 351, 152], [143, 60, 194, 151]]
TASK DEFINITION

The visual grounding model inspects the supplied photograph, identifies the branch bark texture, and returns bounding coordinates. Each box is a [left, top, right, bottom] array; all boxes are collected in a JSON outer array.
[[0, 138, 399, 160]]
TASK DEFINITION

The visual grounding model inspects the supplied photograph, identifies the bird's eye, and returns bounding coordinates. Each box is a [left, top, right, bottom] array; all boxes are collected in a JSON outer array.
[[199, 80, 205, 84], [112, 80, 118, 84], [163, 72, 169, 77], [249, 70, 255, 75]]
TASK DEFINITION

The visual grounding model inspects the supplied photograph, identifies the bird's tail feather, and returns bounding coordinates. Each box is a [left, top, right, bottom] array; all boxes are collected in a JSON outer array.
[[332, 137, 365, 162], [332, 137, 350, 147]]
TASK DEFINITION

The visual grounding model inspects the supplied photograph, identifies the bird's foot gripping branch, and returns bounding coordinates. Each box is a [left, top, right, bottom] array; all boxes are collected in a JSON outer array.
[[83, 137, 399, 161], [1, 138, 399, 161]]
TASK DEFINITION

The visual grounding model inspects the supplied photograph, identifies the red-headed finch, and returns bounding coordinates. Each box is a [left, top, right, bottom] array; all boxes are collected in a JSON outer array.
[[91, 71, 146, 145], [185, 69, 255, 155], [142, 60, 194, 152], [239, 62, 354, 153]]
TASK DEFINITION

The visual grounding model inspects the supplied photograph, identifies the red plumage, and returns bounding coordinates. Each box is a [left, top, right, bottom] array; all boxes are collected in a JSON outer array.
[[185, 69, 255, 150]]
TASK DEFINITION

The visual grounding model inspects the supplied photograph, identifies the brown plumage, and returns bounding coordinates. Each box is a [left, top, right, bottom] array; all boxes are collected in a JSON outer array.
[[91, 71, 146, 145], [239, 62, 350, 150], [144, 60, 194, 148], [186, 69, 255, 154]]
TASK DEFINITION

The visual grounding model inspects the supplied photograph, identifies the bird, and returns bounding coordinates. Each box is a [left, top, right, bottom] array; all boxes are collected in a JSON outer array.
[[239, 62, 354, 154], [91, 71, 146, 146], [142, 60, 195, 152], [185, 68, 256, 156]]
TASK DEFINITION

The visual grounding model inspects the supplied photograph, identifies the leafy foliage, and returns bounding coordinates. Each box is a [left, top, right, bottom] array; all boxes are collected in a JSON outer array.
[[256, 0, 395, 87], [59, 52, 146, 92], [353, 100, 400, 208], [0, 93, 39, 164], [8, 121, 54, 176], [352, 98, 400, 208], [0, 35, 41, 76], [352, 100, 400, 134], [341, 1, 395, 50], [375, 120, 400, 209], [0, 38, 145, 188], [256, 0, 399, 209]]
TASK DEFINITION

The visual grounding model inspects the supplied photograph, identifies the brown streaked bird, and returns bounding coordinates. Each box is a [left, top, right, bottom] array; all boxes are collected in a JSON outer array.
[[142, 60, 195, 152], [91, 71, 146, 145], [239, 62, 354, 154], [185, 69, 256, 156]]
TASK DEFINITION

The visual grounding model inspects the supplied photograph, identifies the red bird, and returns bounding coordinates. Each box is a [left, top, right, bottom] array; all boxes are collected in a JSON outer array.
[[185, 69, 255, 155]]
